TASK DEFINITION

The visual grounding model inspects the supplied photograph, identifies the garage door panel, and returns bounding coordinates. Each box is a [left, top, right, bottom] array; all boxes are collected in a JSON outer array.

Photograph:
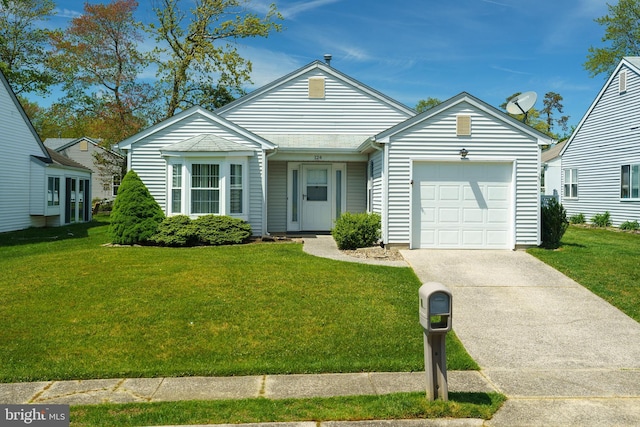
[[463, 208, 483, 223], [412, 162, 513, 249]]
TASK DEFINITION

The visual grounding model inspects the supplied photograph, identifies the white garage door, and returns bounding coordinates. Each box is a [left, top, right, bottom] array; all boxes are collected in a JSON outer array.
[[412, 162, 513, 249]]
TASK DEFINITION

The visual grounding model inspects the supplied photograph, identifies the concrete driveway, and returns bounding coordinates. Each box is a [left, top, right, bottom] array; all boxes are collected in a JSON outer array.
[[401, 249, 640, 426]]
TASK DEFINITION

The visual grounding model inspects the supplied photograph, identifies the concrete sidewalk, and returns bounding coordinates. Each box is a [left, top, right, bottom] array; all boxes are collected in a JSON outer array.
[[0, 371, 493, 406], [401, 249, 640, 427]]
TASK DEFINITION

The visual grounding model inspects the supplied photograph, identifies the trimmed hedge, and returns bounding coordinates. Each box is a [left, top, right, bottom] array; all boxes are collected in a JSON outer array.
[[151, 215, 252, 247], [332, 212, 381, 250]]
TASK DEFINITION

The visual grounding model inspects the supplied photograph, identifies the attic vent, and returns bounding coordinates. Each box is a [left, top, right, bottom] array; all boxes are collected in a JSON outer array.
[[79, 140, 88, 151], [308, 77, 325, 99], [457, 115, 471, 136], [620, 70, 627, 93]]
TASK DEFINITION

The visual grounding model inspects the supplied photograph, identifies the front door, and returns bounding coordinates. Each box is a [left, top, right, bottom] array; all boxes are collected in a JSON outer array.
[[302, 164, 332, 231]]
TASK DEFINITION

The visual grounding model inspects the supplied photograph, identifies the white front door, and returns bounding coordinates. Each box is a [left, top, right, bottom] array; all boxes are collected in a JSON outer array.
[[302, 164, 332, 231]]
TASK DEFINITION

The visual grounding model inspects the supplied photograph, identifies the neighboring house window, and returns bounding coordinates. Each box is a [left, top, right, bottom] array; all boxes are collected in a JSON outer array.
[[230, 164, 243, 214], [621, 164, 640, 199], [191, 163, 220, 214], [112, 175, 121, 196], [172, 164, 182, 213], [48, 177, 60, 206], [563, 169, 578, 198]]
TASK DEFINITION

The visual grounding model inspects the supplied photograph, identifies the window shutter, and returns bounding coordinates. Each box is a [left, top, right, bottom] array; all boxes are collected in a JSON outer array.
[[457, 115, 471, 136], [308, 77, 325, 99]]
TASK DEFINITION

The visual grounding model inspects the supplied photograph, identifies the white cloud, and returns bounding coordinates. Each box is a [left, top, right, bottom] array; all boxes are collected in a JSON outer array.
[[53, 8, 82, 19]]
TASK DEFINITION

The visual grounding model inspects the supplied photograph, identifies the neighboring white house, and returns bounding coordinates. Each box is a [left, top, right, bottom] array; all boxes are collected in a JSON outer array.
[[0, 70, 92, 233], [541, 139, 567, 198], [44, 137, 125, 201], [560, 57, 640, 226], [117, 60, 551, 249]]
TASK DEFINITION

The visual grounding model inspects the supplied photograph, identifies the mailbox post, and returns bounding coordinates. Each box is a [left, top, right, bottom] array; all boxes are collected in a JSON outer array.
[[419, 282, 452, 401]]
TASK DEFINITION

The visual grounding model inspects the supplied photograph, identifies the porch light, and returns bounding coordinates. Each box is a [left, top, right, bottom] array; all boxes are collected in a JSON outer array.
[[459, 148, 469, 159]]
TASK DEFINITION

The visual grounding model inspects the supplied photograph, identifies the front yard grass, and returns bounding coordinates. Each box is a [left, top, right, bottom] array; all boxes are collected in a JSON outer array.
[[70, 392, 506, 426], [0, 218, 477, 383], [528, 225, 640, 322]]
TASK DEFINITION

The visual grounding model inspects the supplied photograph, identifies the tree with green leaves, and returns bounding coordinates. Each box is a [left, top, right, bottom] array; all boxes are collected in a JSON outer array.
[[0, 0, 57, 95], [48, 0, 153, 146], [147, 0, 283, 119], [501, 92, 569, 139], [584, 0, 640, 77], [415, 97, 441, 113]]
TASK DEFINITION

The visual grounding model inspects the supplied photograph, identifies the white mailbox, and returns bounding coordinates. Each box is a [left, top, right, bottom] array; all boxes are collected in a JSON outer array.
[[419, 282, 452, 333]]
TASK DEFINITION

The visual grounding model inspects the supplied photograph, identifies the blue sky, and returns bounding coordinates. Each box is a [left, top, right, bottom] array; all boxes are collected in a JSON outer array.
[[44, 0, 613, 132]]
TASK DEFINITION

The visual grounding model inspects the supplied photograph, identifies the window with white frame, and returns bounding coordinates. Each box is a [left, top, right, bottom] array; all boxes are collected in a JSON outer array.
[[191, 163, 220, 214], [229, 164, 243, 214], [112, 175, 121, 196], [171, 164, 182, 213], [621, 164, 640, 199], [563, 168, 578, 198], [48, 177, 60, 206]]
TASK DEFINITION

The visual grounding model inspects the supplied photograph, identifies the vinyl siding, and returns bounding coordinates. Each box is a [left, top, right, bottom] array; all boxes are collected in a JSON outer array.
[[346, 162, 366, 213], [562, 63, 640, 226], [0, 78, 49, 233], [219, 69, 412, 135], [128, 112, 265, 235], [58, 142, 123, 200], [385, 101, 540, 246], [267, 161, 287, 233]]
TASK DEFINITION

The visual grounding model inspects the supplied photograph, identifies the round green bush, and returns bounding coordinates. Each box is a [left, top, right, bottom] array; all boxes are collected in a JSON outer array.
[[109, 170, 165, 245], [192, 215, 252, 245], [332, 212, 381, 250]]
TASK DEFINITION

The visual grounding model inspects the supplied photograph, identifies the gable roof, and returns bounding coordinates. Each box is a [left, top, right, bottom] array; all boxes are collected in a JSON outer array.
[[541, 139, 568, 163], [0, 69, 50, 160], [375, 92, 554, 145], [116, 105, 275, 151], [44, 136, 125, 158], [215, 60, 416, 117], [560, 56, 640, 157]]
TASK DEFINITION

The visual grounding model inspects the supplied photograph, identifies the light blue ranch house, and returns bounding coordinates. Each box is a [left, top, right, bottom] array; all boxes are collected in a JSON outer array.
[[117, 57, 552, 249], [560, 57, 640, 226]]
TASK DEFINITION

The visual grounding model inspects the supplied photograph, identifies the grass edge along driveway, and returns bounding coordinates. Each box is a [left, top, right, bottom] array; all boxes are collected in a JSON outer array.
[[0, 218, 478, 383]]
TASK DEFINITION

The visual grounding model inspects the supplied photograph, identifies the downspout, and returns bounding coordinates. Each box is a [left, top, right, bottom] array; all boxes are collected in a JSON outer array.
[[263, 148, 278, 236], [369, 137, 387, 246]]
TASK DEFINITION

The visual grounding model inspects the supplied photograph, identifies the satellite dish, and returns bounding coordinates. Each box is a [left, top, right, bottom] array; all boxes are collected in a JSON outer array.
[[506, 91, 537, 121]]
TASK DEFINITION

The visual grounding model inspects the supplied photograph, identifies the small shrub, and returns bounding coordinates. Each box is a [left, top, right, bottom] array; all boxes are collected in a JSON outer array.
[[619, 220, 640, 231], [151, 215, 198, 247], [192, 215, 252, 245], [591, 211, 611, 228], [332, 212, 381, 250], [109, 170, 165, 245], [541, 198, 568, 249], [569, 213, 585, 224]]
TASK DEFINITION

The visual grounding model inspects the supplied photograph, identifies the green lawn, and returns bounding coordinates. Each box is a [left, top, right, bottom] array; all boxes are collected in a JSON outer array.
[[528, 225, 640, 322], [70, 392, 506, 426], [0, 218, 477, 383]]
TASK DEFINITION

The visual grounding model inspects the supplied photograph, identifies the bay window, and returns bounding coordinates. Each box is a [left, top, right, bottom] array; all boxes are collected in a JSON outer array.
[[47, 177, 60, 206], [230, 164, 243, 214], [171, 164, 182, 213], [191, 163, 220, 214]]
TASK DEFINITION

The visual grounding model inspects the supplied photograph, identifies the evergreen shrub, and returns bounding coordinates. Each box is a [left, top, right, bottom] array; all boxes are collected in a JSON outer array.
[[109, 170, 165, 245], [332, 212, 381, 250], [192, 215, 252, 245], [541, 198, 568, 249], [151, 215, 198, 247]]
